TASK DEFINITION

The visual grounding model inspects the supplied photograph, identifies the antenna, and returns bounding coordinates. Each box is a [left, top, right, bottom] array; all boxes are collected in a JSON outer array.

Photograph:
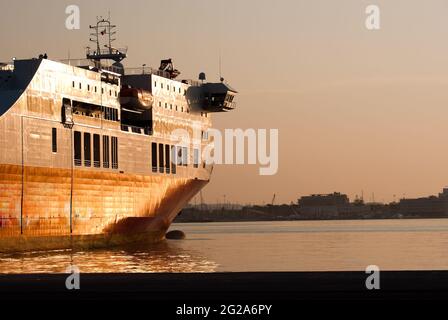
[[219, 51, 224, 83]]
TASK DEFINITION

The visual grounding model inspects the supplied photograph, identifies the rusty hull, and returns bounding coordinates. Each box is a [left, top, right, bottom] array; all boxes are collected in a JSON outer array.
[[0, 164, 208, 252]]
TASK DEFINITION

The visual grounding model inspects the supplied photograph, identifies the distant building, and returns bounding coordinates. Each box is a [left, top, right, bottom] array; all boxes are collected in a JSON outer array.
[[297, 192, 353, 217], [399, 188, 448, 216], [298, 192, 349, 207]]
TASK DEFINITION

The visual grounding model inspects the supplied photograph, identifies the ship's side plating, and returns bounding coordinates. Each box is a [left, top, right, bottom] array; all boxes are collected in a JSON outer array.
[[0, 57, 229, 252]]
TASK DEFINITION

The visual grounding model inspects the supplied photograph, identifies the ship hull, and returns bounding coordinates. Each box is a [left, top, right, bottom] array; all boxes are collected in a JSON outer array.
[[0, 164, 208, 253], [0, 230, 166, 253]]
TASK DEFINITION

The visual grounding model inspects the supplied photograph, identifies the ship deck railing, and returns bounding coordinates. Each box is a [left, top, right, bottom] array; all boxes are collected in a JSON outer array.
[[86, 47, 128, 57], [124, 67, 171, 79], [58, 59, 175, 79], [0, 63, 14, 71], [59, 59, 124, 75], [121, 124, 152, 136]]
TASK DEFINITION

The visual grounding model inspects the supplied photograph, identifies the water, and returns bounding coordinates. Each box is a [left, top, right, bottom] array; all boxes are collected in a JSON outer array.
[[2, 219, 448, 273]]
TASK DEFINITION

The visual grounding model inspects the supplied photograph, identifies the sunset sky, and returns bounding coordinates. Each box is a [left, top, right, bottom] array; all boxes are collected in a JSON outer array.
[[2, 0, 448, 204]]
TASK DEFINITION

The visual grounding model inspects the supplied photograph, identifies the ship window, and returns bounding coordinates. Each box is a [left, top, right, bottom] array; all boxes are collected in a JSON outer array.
[[167, 85, 170, 91], [154, 81, 157, 87], [159, 101, 161, 107], [103, 135, 110, 168], [161, 83, 164, 89], [84, 132, 91, 167], [179, 88, 181, 94], [74, 131, 82, 166], [173, 87, 175, 92], [73, 100, 103, 118], [182, 147, 188, 167], [177, 147, 183, 166], [159, 144, 164, 173], [109, 90, 112, 96], [62, 98, 73, 125], [171, 145, 177, 174], [95, 86, 97, 93], [52, 128, 57, 153], [72, 81, 75, 88], [111, 136, 118, 169], [165, 103, 167, 109], [170, 104, 172, 110], [194, 148, 199, 168], [175, 105, 178, 111], [165, 144, 170, 174], [102, 88, 104, 94], [104, 107, 119, 121], [93, 134, 100, 168], [79, 83, 82, 90], [181, 107, 184, 112], [151, 142, 157, 172], [87, 84, 90, 91], [115, 91, 117, 97]]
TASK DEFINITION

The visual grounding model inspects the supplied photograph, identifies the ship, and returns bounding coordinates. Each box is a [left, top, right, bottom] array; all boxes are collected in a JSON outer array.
[[0, 19, 237, 253]]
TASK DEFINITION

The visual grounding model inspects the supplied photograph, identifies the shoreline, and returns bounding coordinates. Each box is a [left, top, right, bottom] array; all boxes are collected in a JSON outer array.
[[174, 215, 448, 223]]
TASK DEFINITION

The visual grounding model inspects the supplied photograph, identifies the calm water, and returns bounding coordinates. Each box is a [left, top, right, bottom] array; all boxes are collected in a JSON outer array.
[[2, 219, 448, 273]]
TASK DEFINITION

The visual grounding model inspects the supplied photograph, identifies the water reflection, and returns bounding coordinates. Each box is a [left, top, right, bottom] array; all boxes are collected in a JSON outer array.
[[0, 240, 219, 273], [4, 220, 448, 273]]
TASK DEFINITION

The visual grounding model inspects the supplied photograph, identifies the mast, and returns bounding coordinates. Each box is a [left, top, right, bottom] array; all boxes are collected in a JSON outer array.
[[86, 18, 127, 70]]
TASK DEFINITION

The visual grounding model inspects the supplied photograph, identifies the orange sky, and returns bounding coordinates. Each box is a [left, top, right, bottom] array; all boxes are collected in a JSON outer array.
[[2, 0, 448, 204]]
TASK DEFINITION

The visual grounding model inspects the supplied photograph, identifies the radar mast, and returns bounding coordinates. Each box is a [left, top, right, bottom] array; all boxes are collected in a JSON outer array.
[[86, 17, 127, 67]]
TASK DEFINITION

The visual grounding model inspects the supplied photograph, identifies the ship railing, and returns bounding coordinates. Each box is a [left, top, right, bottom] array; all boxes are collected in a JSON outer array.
[[121, 124, 153, 136], [0, 63, 14, 71], [86, 47, 128, 57], [124, 67, 171, 78], [226, 101, 237, 110], [60, 59, 124, 74], [61, 58, 95, 68]]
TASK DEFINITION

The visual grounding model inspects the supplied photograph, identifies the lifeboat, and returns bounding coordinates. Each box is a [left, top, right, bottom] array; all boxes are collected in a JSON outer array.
[[119, 87, 154, 110]]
